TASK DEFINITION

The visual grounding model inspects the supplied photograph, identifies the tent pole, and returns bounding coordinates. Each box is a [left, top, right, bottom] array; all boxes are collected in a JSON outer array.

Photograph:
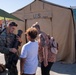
[[25, 19, 28, 43], [4, 17, 7, 26], [50, 18, 53, 37]]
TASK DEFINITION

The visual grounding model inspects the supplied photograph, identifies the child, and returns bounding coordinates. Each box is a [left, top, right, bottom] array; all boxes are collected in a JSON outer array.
[[20, 28, 38, 75]]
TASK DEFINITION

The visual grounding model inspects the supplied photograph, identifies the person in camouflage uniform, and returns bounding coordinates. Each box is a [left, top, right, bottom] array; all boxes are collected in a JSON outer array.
[[0, 22, 22, 75]]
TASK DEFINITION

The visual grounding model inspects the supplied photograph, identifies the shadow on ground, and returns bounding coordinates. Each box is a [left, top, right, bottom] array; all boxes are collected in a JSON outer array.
[[51, 61, 76, 75]]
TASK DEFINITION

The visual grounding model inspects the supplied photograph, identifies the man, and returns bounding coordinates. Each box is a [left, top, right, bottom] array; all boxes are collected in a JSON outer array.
[[31, 22, 54, 75], [0, 22, 22, 75]]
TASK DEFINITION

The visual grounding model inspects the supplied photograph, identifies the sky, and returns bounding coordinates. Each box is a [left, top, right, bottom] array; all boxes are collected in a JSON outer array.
[[0, 0, 76, 13]]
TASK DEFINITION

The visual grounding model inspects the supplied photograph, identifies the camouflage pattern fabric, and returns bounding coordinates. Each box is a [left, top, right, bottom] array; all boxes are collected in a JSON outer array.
[[0, 29, 18, 75]]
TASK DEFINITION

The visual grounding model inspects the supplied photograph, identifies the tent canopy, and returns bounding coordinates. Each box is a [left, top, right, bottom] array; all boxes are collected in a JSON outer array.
[[12, 0, 75, 63], [0, 9, 23, 21]]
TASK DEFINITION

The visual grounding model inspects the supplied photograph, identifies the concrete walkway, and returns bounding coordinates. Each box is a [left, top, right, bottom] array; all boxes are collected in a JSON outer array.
[[17, 61, 76, 75], [0, 54, 76, 75], [36, 62, 76, 75]]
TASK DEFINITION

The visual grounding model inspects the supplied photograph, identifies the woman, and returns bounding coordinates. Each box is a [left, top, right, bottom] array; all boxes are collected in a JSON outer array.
[[31, 22, 58, 75]]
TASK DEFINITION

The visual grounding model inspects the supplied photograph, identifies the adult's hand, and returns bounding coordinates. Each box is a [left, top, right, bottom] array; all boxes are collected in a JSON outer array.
[[17, 35, 22, 43], [9, 48, 17, 53], [0, 64, 6, 73]]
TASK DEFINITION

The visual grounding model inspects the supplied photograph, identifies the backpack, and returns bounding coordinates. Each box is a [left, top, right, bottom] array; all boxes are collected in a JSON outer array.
[[50, 37, 58, 54]]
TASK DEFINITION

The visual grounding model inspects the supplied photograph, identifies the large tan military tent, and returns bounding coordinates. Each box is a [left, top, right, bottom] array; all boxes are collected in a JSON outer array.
[[12, 0, 75, 63]]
